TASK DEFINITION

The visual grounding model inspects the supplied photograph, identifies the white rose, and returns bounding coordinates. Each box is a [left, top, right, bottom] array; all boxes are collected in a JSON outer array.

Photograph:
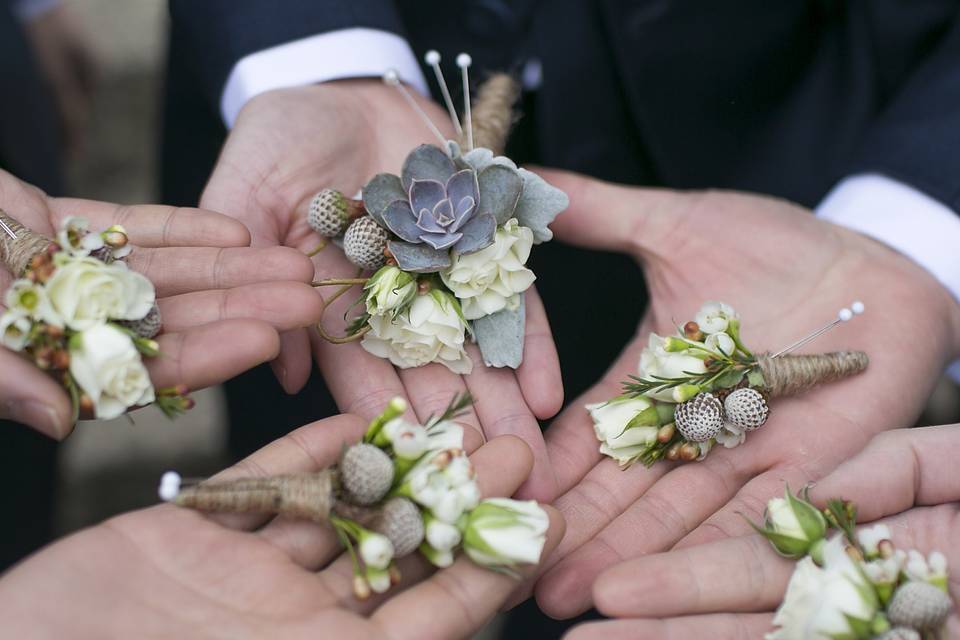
[[694, 301, 738, 335], [5, 279, 62, 327], [463, 498, 549, 568], [768, 536, 877, 640], [0, 310, 32, 351], [638, 333, 707, 401], [586, 397, 658, 465], [46, 256, 155, 330], [69, 323, 155, 419], [440, 218, 536, 320], [364, 266, 416, 317], [362, 290, 472, 374]]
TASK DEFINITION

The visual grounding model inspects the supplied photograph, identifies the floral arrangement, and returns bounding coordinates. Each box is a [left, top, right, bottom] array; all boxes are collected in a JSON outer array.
[[589, 301, 868, 467], [305, 54, 568, 373], [159, 394, 550, 597], [0, 212, 192, 420], [756, 487, 952, 639]]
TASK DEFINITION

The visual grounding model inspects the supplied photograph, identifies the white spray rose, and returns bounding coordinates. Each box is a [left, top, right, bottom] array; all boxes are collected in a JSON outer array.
[[767, 536, 878, 640], [69, 323, 155, 419], [399, 448, 478, 523], [440, 218, 536, 320], [5, 279, 62, 327], [362, 290, 472, 374], [694, 301, 738, 335], [0, 310, 31, 351], [364, 266, 416, 317], [463, 498, 549, 569], [586, 396, 659, 465], [46, 256, 155, 330], [638, 333, 707, 401]]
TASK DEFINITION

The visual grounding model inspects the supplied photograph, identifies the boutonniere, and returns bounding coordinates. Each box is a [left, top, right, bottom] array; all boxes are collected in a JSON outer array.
[[304, 52, 568, 373], [589, 300, 868, 467], [0, 212, 192, 421], [159, 394, 550, 597]]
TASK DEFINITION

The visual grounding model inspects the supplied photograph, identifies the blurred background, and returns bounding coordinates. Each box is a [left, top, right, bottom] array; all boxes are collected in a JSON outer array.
[[2, 1, 959, 638]]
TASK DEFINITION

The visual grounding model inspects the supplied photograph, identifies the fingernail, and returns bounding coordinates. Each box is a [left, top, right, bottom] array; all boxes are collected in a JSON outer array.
[[8, 400, 65, 439]]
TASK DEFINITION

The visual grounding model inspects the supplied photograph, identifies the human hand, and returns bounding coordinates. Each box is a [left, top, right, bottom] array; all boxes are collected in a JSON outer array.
[[522, 170, 960, 616], [0, 414, 564, 639], [201, 80, 562, 499], [566, 424, 960, 638], [0, 169, 321, 438]]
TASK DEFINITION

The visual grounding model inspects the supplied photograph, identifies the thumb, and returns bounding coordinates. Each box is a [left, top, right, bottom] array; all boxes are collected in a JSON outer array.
[[0, 348, 73, 439], [532, 167, 689, 256]]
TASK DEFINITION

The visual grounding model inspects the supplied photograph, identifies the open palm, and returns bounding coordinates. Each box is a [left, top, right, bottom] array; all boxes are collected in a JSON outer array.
[[0, 414, 563, 638], [200, 81, 563, 500], [567, 425, 960, 638], [526, 170, 960, 617], [0, 169, 321, 438]]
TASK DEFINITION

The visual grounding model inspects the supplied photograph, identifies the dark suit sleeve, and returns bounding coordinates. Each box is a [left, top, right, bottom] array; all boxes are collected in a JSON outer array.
[[168, 0, 408, 110], [847, 14, 960, 211]]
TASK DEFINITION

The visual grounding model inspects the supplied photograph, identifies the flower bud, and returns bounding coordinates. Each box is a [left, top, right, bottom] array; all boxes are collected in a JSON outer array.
[[419, 542, 455, 568], [359, 530, 395, 570], [665, 442, 682, 461], [671, 384, 701, 403], [103, 228, 129, 249], [353, 575, 371, 600], [364, 266, 417, 317], [365, 567, 392, 594], [755, 487, 827, 559], [656, 422, 675, 443], [683, 321, 704, 341], [425, 516, 462, 551], [662, 336, 690, 352], [679, 442, 700, 461], [463, 498, 549, 570]]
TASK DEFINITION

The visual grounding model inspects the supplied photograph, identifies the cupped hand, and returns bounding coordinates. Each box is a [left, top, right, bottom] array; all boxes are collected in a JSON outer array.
[[201, 80, 563, 500], [522, 170, 960, 617], [565, 424, 960, 638], [0, 169, 321, 439], [0, 414, 564, 639]]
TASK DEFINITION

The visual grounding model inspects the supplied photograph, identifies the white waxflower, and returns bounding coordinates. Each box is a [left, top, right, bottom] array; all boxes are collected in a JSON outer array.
[[382, 418, 430, 460], [362, 290, 472, 374], [425, 420, 465, 451], [359, 531, 395, 570], [425, 517, 462, 551], [364, 266, 416, 317], [638, 333, 707, 401], [463, 498, 549, 569], [857, 524, 891, 557], [863, 551, 906, 586], [0, 310, 32, 351], [365, 567, 392, 594], [440, 218, 536, 320], [586, 396, 659, 465], [68, 323, 155, 419], [905, 549, 949, 588], [399, 448, 477, 523], [705, 332, 735, 356], [694, 301, 738, 335], [767, 536, 878, 640], [46, 255, 155, 330], [5, 279, 62, 327], [57, 216, 104, 257]]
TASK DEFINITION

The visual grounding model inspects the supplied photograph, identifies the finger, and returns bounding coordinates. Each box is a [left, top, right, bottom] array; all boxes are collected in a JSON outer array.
[[157, 282, 324, 333], [0, 347, 72, 439], [545, 331, 646, 494], [516, 287, 563, 419], [564, 613, 774, 640], [592, 535, 789, 618], [810, 425, 960, 520], [146, 319, 280, 391], [371, 507, 565, 640], [463, 344, 558, 502], [271, 329, 314, 394], [531, 167, 683, 255], [48, 200, 252, 248], [126, 246, 315, 297], [261, 430, 516, 576], [535, 445, 762, 619], [397, 362, 484, 451]]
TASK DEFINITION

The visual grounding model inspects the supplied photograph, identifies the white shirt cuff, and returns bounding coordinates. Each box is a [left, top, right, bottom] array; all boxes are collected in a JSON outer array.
[[220, 27, 428, 127], [817, 174, 960, 304]]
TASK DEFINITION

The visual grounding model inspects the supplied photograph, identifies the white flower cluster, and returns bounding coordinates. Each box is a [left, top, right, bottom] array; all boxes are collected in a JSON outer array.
[[0, 217, 168, 420]]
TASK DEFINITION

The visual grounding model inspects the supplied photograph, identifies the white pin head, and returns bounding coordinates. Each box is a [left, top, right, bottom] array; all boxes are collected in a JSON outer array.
[[838, 308, 853, 322], [382, 69, 401, 86], [851, 300, 865, 315], [424, 50, 441, 65], [456, 53, 472, 68], [158, 471, 181, 502]]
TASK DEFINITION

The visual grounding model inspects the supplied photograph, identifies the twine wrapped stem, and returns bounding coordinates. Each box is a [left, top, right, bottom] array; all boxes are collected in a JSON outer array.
[[174, 469, 335, 523], [756, 351, 869, 398], [462, 73, 520, 155], [0, 210, 53, 276]]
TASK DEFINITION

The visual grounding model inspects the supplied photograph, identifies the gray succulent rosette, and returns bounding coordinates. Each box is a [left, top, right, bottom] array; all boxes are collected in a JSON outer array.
[[360, 143, 568, 368]]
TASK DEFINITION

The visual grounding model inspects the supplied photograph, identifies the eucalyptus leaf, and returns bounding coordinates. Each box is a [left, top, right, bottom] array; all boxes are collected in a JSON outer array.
[[472, 296, 525, 368], [363, 173, 406, 226], [387, 240, 451, 273]]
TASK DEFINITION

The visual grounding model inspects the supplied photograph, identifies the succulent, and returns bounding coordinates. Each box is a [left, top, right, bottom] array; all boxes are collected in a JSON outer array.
[[361, 144, 567, 273]]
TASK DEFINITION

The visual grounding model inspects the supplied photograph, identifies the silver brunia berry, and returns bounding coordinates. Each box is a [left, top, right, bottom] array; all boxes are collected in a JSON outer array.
[[886, 580, 952, 631], [675, 392, 725, 442], [343, 216, 389, 272], [339, 443, 394, 506], [308, 189, 349, 238], [723, 387, 769, 431]]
